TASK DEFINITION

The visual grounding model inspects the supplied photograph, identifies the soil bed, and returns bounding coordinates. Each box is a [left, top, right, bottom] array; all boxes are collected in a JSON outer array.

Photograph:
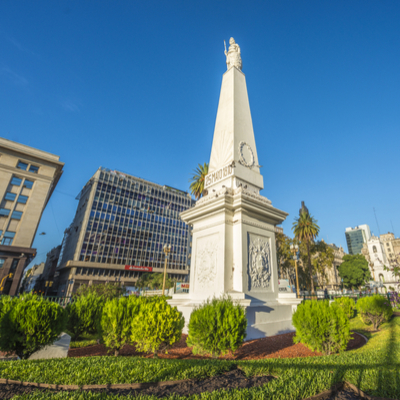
[[0, 369, 274, 399], [68, 331, 366, 360]]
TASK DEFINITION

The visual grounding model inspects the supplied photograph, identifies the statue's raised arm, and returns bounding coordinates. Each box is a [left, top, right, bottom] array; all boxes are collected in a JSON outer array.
[[225, 37, 242, 71]]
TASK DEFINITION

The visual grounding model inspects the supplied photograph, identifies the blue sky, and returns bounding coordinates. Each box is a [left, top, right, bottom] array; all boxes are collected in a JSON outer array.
[[1, 1, 399, 265]]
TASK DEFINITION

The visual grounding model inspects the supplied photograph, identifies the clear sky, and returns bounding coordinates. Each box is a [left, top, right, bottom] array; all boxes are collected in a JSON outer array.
[[1, 1, 399, 266]]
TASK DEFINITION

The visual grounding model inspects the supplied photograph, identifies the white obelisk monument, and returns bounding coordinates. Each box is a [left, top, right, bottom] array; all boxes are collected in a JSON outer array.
[[169, 38, 301, 340]]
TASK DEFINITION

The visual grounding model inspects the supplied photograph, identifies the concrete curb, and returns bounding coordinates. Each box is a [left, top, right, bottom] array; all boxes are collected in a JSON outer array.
[[302, 381, 395, 400], [0, 378, 396, 399], [0, 378, 190, 391]]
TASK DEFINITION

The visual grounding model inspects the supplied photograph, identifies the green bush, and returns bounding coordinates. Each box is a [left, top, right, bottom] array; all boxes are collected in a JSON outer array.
[[69, 339, 97, 349], [100, 296, 141, 356], [66, 293, 104, 340], [187, 296, 247, 358], [0, 295, 17, 318], [356, 295, 393, 330], [74, 282, 126, 301], [292, 300, 350, 355], [334, 297, 356, 318], [131, 296, 184, 357], [0, 294, 66, 359]]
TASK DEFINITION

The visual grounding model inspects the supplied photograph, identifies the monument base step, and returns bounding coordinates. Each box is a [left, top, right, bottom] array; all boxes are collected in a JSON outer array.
[[168, 296, 300, 340]]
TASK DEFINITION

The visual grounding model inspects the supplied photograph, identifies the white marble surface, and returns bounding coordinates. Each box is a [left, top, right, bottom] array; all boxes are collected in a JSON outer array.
[[169, 42, 300, 339], [28, 332, 71, 360]]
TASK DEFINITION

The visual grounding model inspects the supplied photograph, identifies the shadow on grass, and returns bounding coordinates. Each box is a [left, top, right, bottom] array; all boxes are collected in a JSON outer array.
[[245, 317, 400, 399]]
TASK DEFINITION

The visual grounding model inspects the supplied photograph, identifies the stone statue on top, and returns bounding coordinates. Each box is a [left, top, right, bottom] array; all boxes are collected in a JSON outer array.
[[224, 37, 242, 71]]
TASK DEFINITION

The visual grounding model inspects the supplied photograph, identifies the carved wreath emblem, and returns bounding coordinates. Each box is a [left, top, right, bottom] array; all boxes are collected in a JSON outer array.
[[248, 237, 271, 290], [238, 141, 255, 168]]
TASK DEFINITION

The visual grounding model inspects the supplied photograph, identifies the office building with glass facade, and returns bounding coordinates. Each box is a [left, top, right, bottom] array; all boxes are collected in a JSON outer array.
[[55, 167, 195, 296], [345, 224, 371, 255], [0, 138, 64, 295]]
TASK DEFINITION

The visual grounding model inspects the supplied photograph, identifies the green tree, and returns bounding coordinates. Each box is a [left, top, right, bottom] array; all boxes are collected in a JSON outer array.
[[338, 254, 371, 289], [275, 232, 296, 284], [189, 162, 209, 200], [292, 202, 320, 294], [135, 272, 174, 291], [356, 295, 393, 330], [311, 241, 335, 288]]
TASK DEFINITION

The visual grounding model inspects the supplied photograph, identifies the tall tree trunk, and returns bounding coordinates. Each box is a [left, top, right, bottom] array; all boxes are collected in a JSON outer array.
[[307, 241, 315, 295]]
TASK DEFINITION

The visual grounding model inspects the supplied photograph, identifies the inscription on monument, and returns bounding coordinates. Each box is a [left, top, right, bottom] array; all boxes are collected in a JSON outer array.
[[204, 164, 233, 189]]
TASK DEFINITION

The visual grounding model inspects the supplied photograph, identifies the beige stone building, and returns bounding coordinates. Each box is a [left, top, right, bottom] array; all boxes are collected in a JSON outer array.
[[316, 243, 346, 290], [380, 232, 399, 264], [0, 138, 64, 295]]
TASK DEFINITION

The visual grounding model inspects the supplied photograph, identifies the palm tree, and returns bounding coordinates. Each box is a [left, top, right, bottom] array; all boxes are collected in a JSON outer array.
[[189, 162, 209, 200], [292, 202, 320, 295]]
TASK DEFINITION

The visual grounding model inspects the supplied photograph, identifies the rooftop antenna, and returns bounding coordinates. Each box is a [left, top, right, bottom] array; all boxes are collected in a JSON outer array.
[[390, 220, 395, 236], [373, 207, 381, 236]]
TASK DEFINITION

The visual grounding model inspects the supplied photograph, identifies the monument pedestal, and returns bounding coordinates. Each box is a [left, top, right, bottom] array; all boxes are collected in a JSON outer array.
[[169, 186, 301, 340]]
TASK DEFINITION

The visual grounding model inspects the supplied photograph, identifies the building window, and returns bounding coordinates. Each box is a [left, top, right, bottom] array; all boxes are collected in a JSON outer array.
[[373, 246, 377, 253], [0, 258, 5, 268], [17, 161, 28, 170], [17, 195, 28, 204], [29, 165, 39, 173], [10, 259, 18, 272], [23, 180, 34, 189], [4, 192, 16, 201], [11, 176, 22, 186], [0, 209, 10, 217], [11, 211, 23, 220], [1, 231, 15, 245]]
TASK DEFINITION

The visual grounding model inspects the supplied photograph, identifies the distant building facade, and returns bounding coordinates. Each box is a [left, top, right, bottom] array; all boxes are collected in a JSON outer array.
[[55, 167, 195, 296], [0, 138, 64, 295], [345, 225, 371, 255], [24, 262, 45, 293], [380, 232, 400, 266], [316, 243, 346, 290]]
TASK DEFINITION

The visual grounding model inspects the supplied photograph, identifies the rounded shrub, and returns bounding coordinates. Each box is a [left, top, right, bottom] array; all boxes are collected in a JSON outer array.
[[131, 296, 184, 357], [100, 296, 141, 356], [66, 293, 104, 340], [187, 295, 247, 358], [292, 300, 350, 355], [334, 297, 356, 319], [0, 294, 66, 359], [356, 295, 393, 330]]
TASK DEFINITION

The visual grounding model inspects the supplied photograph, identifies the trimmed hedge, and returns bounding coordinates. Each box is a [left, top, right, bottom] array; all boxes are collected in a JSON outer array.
[[187, 295, 247, 358], [292, 300, 350, 355], [66, 293, 104, 340], [131, 297, 184, 357], [0, 294, 66, 359], [100, 296, 141, 356], [356, 295, 393, 330], [334, 297, 356, 319]]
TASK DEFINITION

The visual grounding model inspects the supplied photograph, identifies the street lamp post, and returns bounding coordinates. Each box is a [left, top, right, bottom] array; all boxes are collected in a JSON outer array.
[[44, 280, 53, 296], [290, 244, 300, 297], [162, 244, 171, 296]]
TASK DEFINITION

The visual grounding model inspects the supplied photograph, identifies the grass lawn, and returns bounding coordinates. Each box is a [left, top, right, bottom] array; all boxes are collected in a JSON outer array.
[[2, 316, 399, 399]]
